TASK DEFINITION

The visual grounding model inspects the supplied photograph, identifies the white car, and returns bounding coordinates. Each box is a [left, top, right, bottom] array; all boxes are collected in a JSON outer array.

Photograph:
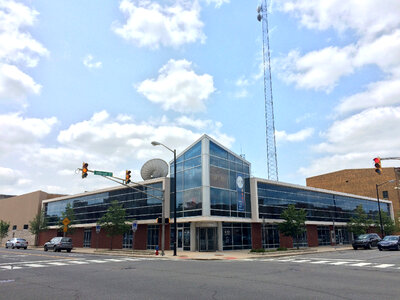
[[5, 238, 28, 249]]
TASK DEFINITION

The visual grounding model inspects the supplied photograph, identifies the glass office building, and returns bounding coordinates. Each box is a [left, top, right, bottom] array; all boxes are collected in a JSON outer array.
[[41, 135, 394, 251]]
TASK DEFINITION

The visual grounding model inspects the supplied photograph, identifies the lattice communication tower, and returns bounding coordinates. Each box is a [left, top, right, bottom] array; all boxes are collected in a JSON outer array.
[[257, 0, 278, 181]]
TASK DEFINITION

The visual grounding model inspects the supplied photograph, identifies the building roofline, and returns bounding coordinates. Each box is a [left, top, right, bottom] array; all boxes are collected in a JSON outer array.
[[306, 167, 398, 179]]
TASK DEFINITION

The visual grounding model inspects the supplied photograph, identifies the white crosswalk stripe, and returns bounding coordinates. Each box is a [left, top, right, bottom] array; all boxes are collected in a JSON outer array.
[[23, 264, 47, 268], [374, 264, 395, 268], [310, 260, 330, 264], [47, 262, 69, 266], [1, 265, 23, 270], [350, 262, 372, 267], [293, 260, 311, 263], [329, 261, 350, 266], [67, 260, 89, 264]]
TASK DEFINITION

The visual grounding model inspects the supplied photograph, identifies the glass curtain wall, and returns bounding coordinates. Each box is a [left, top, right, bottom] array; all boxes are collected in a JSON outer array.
[[45, 183, 163, 226], [317, 226, 331, 246], [257, 182, 391, 222], [209, 141, 251, 218], [222, 223, 252, 250], [170, 142, 202, 217], [261, 224, 280, 249]]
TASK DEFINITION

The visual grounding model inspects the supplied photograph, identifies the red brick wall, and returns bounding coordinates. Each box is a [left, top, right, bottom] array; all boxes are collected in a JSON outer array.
[[133, 224, 147, 250], [279, 233, 293, 248], [39, 229, 58, 246], [252, 223, 262, 249], [307, 225, 318, 247]]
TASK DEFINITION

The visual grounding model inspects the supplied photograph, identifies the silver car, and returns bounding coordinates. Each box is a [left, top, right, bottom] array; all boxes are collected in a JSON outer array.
[[5, 238, 28, 249]]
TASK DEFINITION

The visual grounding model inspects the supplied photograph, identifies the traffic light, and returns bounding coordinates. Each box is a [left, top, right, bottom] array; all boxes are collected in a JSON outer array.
[[373, 157, 382, 174], [82, 162, 88, 178], [156, 218, 169, 224], [125, 170, 131, 184]]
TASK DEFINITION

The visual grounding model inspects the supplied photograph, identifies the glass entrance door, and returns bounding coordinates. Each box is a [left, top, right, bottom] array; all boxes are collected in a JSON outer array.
[[177, 228, 183, 250], [83, 228, 91, 248], [198, 227, 217, 251], [336, 228, 343, 245]]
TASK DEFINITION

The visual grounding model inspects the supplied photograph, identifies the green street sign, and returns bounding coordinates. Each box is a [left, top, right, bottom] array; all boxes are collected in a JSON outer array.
[[94, 170, 113, 177]]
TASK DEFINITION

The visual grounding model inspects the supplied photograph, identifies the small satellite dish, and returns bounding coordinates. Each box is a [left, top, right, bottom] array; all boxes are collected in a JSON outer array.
[[257, 13, 262, 22], [141, 159, 169, 180]]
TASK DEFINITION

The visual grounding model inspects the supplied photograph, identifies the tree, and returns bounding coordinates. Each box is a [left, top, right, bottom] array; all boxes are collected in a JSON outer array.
[[97, 200, 131, 250], [29, 209, 49, 246], [58, 203, 76, 236], [378, 210, 397, 236], [278, 204, 307, 249], [0, 220, 10, 244], [347, 205, 372, 237]]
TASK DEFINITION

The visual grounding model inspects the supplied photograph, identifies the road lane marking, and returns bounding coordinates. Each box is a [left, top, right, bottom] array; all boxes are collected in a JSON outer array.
[[103, 259, 124, 262], [0, 259, 77, 266], [293, 260, 311, 263], [330, 262, 351, 265], [277, 259, 294, 262], [47, 262, 69, 266], [0, 266, 23, 270], [350, 263, 372, 267], [374, 264, 395, 268], [310, 261, 330, 264], [23, 264, 47, 268], [67, 261, 89, 264], [86, 260, 106, 263]]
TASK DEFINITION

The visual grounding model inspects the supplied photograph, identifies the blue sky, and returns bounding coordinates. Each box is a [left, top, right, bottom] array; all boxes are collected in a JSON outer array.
[[1, 0, 400, 195]]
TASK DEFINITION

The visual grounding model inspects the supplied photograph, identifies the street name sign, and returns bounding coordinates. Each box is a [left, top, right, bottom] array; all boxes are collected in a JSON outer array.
[[94, 170, 113, 177]]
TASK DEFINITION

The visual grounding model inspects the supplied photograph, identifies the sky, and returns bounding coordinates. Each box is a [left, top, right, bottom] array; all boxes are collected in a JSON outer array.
[[1, 0, 400, 196]]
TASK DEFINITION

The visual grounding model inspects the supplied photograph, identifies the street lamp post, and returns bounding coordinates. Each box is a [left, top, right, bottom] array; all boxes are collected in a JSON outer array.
[[375, 179, 396, 238], [152, 141, 177, 256]]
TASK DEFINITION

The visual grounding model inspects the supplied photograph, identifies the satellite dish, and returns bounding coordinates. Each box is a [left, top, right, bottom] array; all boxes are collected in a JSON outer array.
[[141, 159, 169, 180]]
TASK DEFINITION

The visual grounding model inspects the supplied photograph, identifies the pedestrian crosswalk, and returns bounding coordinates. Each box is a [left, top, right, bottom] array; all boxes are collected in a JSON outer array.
[[240, 257, 400, 271], [0, 257, 155, 271]]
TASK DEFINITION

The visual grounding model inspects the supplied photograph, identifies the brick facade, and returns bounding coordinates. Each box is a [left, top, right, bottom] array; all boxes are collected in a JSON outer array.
[[251, 223, 262, 249]]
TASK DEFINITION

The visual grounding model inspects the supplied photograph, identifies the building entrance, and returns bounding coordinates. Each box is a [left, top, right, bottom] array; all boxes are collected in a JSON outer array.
[[197, 227, 217, 251]]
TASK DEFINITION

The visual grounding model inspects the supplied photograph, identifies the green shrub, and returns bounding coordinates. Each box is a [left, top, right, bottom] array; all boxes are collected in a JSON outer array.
[[277, 247, 287, 251]]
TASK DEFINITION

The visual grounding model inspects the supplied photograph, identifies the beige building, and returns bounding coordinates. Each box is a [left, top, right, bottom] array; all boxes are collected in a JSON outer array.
[[0, 191, 63, 245], [307, 168, 400, 223]]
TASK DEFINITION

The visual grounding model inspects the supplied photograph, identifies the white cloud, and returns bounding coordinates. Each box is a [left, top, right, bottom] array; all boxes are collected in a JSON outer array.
[[0, 63, 42, 99], [0, 112, 57, 155], [83, 54, 102, 69], [0, 166, 19, 186], [0, 0, 48, 102], [276, 46, 356, 92], [204, 0, 229, 9], [112, 0, 205, 49], [279, 0, 400, 39], [336, 78, 400, 115], [276, 128, 314, 142], [137, 59, 215, 113], [175, 115, 220, 130], [299, 107, 400, 177]]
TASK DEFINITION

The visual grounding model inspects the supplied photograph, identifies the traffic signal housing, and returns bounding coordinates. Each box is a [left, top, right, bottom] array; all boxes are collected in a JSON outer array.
[[374, 157, 382, 174], [125, 170, 131, 184], [156, 217, 170, 224], [82, 162, 88, 178]]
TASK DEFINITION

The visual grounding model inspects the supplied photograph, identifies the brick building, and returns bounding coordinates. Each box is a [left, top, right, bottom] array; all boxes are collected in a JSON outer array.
[[306, 168, 400, 224]]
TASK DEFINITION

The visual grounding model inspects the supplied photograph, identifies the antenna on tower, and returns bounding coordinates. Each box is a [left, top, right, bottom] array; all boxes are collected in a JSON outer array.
[[257, 0, 278, 181]]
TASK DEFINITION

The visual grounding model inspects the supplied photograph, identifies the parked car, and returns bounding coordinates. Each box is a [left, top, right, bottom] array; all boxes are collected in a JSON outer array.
[[377, 235, 400, 251], [352, 233, 381, 250], [5, 238, 28, 249], [44, 237, 73, 252]]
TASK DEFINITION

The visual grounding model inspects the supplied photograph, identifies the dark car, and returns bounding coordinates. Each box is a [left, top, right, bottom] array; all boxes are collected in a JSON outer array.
[[377, 235, 400, 251], [5, 238, 28, 249], [44, 237, 73, 252], [352, 233, 381, 250]]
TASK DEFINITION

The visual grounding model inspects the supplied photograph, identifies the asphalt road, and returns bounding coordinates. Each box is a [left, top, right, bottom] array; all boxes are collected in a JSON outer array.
[[1, 248, 399, 300]]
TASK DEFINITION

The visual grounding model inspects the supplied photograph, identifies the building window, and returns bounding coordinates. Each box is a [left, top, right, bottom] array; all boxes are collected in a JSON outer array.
[[147, 225, 159, 250], [382, 191, 389, 199], [317, 226, 331, 246], [12, 225, 17, 230], [261, 224, 280, 249], [222, 223, 252, 250], [83, 228, 92, 248], [23, 224, 29, 230]]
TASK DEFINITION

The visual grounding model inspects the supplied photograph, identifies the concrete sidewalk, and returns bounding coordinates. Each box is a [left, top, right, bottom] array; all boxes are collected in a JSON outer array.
[[38, 245, 352, 260]]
